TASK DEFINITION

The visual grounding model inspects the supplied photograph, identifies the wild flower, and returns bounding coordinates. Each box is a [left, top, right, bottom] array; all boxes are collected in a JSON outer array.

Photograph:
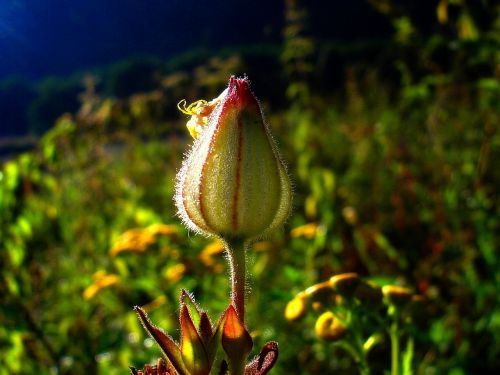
[[132, 76, 291, 374]]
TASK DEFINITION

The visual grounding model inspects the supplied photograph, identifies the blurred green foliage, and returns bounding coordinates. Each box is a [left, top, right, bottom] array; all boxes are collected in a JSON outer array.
[[1, 1, 499, 374]]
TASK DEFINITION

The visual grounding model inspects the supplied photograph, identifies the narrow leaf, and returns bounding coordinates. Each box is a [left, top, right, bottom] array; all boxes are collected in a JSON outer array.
[[206, 312, 224, 367], [180, 304, 210, 375], [199, 311, 214, 345], [180, 289, 203, 328], [134, 306, 189, 375]]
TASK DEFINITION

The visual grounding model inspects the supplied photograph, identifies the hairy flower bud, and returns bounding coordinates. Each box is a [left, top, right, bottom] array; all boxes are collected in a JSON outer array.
[[175, 76, 291, 240]]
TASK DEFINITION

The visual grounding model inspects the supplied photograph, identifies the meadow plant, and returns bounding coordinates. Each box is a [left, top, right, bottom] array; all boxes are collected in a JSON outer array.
[[131, 76, 292, 375], [285, 273, 425, 375]]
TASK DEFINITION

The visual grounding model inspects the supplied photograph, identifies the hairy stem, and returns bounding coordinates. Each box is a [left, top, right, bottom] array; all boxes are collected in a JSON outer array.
[[225, 239, 247, 322]]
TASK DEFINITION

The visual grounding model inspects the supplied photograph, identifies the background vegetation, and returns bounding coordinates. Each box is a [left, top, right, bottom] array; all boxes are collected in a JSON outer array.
[[1, 1, 499, 374]]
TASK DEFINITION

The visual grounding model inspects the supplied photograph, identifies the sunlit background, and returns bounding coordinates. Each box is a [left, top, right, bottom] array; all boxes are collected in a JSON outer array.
[[1, 0, 499, 374]]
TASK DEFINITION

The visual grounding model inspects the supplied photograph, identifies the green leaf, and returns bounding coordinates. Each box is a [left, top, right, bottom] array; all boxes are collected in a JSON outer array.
[[134, 306, 188, 375], [180, 304, 210, 375], [180, 289, 203, 329]]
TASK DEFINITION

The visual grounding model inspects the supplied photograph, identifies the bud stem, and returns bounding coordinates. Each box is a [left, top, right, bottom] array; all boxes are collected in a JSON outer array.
[[225, 239, 247, 322], [390, 316, 400, 375]]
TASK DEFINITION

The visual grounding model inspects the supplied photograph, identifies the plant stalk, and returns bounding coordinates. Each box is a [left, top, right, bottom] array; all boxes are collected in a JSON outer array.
[[349, 313, 370, 375], [226, 239, 247, 322], [390, 319, 400, 375]]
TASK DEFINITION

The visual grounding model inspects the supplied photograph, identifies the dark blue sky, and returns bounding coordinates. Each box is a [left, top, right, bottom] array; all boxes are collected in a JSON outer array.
[[0, 0, 391, 81], [0, 0, 284, 79]]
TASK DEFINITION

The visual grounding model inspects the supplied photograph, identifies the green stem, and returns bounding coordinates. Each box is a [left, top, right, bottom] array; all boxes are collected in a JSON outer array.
[[350, 315, 370, 375], [355, 335, 370, 375], [390, 318, 400, 375], [336, 340, 369, 375], [225, 239, 247, 322], [336, 341, 360, 363]]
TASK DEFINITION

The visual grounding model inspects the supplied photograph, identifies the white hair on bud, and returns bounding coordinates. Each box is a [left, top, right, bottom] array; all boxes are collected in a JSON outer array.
[[174, 89, 228, 237]]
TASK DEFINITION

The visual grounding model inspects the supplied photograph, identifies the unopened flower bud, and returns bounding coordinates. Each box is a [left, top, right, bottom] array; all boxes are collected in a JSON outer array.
[[302, 280, 335, 304], [285, 296, 307, 321], [330, 273, 360, 298], [382, 285, 413, 307], [315, 311, 347, 341], [175, 76, 292, 240]]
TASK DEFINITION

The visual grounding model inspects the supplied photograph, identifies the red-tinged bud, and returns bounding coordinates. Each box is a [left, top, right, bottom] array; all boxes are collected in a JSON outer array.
[[175, 76, 292, 241], [221, 305, 253, 374]]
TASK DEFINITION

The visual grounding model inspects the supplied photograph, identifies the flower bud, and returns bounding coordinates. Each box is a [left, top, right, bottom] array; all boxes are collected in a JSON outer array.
[[175, 76, 292, 240], [285, 296, 307, 322], [382, 285, 413, 307], [221, 305, 253, 374], [314, 311, 347, 341], [330, 273, 360, 298]]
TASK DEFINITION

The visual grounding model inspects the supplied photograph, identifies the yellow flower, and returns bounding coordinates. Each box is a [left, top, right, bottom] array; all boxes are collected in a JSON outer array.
[[290, 222, 320, 239], [199, 239, 225, 268], [285, 296, 307, 321], [164, 264, 187, 283], [146, 223, 179, 237], [315, 311, 347, 341], [109, 223, 179, 256], [109, 229, 156, 256], [382, 285, 413, 307], [83, 271, 120, 300]]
